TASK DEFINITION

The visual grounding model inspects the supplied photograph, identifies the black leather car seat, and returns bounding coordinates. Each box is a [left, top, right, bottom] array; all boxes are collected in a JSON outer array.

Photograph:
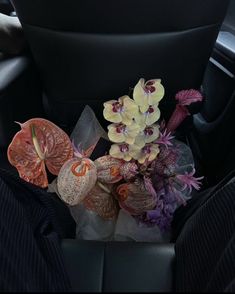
[[61, 240, 175, 292], [11, 0, 230, 133], [6, 1, 233, 292], [61, 172, 235, 292]]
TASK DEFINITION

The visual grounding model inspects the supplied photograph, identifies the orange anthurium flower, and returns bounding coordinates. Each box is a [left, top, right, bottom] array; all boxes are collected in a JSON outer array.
[[7, 118, 74, 188]]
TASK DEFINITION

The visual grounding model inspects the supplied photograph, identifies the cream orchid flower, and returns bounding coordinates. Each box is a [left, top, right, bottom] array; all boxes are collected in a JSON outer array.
[[103, 95, 139, 125], [108, 122, 140, 145], [134, 124, 160, 148], [130, 143, 160, 164], [135, 105, 161, 129], [109, 143, 133, 161], [133, 78, 165, 113]]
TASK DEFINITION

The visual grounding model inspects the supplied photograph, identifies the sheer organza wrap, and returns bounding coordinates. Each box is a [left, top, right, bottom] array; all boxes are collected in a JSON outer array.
[[70, 105, 108, 156], [48, 106, 195, 242]]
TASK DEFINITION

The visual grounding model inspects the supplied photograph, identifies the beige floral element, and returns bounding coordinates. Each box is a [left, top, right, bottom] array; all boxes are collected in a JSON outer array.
[[108, 121, 140, 145], [94, 155, 123, 184], [116, 180, 157, 215], [130, 143, 160, 164], [134, 124, 160, 148], [103, 95, 139, 125], [57, 158, 97, 206], [135, 105, 161, 129], [119, 162, 139, 181], [133, 78, 165, 113], [83, 182, 118, 220]]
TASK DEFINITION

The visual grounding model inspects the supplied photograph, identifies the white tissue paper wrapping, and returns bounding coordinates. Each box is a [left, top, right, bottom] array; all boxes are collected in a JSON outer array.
[[48, 106, 195, 242]]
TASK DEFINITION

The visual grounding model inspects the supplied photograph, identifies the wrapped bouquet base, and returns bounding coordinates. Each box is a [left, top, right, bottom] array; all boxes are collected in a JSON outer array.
[[48, 103, 200, 242], [115, 209, 168, 242], [8, 78, 204, 243]]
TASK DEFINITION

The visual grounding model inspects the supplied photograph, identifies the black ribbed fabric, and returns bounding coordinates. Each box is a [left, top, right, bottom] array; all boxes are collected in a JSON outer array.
[[0, 168, 71, 292], [175, 177, 235, 292], [171, 170, 235, 242]]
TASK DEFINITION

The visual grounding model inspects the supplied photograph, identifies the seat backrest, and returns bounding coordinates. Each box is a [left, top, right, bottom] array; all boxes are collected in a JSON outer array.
[[12, 0, 230, 131]]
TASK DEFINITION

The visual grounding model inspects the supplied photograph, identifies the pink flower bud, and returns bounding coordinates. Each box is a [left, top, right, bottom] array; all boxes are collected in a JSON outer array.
[[175, 89, 203, 106], [166, 105, 189, 133]]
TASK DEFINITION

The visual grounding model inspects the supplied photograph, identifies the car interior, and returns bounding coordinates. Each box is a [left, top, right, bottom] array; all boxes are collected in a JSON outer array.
[[0, 0, 234, 292]]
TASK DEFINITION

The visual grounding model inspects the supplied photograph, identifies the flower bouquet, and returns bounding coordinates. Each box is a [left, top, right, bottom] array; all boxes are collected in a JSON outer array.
[[7, 78, 203, 242]]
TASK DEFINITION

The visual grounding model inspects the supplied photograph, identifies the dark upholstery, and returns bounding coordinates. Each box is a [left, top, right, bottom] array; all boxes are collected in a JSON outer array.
[[0, 168, 71, 291], [61, 240, 175, 292], [0, 56, 44, 149], [174, 176, 235, 292], [11, 0, 230, 132], [0, 12, 25, 55], [6, 1, 232, 292]]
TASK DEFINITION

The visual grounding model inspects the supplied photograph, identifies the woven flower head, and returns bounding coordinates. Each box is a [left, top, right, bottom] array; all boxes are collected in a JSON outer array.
[[107, 121, 140, 145], [133, 78, 165, 113], [103, 95, 139, 126]]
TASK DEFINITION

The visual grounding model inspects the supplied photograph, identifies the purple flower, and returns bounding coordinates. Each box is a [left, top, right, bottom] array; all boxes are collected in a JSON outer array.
[[143, 176, 157, 198], [136, 185, 183, 232], [146, 209, 162, 220], [176, 168, 204, 193], [166, 104, 190, 133], [175, 89, 203, 106], [166, 89, 204, 133], [145, 207, 173, 231], [155, 129, 174, 148], [151, 146, 179, 178]]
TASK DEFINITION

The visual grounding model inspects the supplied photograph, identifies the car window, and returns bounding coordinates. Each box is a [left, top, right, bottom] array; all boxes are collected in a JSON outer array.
[[215, 0, 235, 70]]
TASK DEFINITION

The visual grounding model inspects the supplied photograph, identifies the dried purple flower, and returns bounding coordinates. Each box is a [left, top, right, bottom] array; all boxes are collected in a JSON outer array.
[[143, 176, 157, 198], [175, 89, 203, 106], [166, 89, 204, 133], [166, 104, 190, 133], [135, 185, 184, 232], [175, 168, 204, 193], [155, 129, 174, 148]]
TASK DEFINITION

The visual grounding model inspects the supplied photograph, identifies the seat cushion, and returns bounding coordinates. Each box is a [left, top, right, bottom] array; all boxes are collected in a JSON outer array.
[[61, 240, 105, 292], [61, 239, 175, 292]]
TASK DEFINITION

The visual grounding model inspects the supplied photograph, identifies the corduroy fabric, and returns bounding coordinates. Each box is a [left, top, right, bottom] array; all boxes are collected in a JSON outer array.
[[175, 178, 235, 292], [0, 168, 71, 292], [171, 170, 235, 242]]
